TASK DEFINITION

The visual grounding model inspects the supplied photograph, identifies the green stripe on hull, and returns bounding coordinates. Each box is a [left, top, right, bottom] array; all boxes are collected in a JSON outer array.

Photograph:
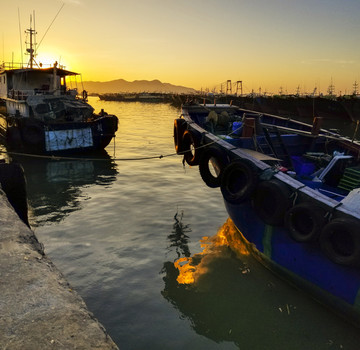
[[262, 225, 273, 258]]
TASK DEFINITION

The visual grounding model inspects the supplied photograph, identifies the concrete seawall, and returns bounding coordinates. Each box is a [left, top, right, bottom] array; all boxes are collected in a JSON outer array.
[[0, 189, 119, 349]]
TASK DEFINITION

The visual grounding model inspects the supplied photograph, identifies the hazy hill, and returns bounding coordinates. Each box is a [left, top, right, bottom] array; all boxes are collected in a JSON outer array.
[[82, 79, 197, 94]]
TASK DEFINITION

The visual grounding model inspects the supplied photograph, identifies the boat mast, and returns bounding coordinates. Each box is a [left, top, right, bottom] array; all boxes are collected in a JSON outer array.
[[25, 12, 38, 68]]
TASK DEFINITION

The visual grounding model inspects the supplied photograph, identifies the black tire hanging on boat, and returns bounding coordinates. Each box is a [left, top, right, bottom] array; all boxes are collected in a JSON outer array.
[[253, 178, 292, 226], [285, 202, 327, 242], [319, 217, 360, 266], [0, 163, 29, 227], [220, 158, 258, 204], [173, 118, 187, 154], [182, 129, 202, 166], [199, 146, 229, 188]]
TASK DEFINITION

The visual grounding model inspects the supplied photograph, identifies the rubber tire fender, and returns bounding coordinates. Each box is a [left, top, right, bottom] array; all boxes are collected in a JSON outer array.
[[173, 118, 187, 154], [320, 217, 360, 266], [0, 163, 29, 227], [182, 129, 202, 166], [285, 202, 327, 242], [199, 146, 229, 188], [220, 158, 258, 204], [253, 178, 292, 226]]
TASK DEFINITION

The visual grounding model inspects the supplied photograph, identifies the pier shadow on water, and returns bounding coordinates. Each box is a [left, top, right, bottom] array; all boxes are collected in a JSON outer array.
[[162, 214, 360, 349], [9, 150, 118, 227]]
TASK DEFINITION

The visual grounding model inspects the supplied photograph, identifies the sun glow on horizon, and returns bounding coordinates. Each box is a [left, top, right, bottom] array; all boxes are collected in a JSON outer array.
[[2, 0, 360, 95], [35, 53, 64, 69]]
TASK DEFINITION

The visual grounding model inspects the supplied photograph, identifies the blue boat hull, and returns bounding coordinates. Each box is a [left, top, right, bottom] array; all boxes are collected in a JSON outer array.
[[225, 199, 360, 325], [176, 103, 360, 326]]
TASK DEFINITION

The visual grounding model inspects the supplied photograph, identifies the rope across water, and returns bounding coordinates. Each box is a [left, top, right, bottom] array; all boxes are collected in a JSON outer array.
[[0, 111, 250, 162]]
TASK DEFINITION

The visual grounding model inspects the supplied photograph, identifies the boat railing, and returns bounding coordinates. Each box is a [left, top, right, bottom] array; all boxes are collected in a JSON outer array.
[[1, 62, 27, 70], [7, 89, 32, 100], [1, 61, 66, 70], [7, 86, 77, 100], [7, 89, 51, 100]]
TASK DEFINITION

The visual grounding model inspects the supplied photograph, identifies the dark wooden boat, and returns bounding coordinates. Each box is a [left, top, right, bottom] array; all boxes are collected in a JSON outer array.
[[0, 19, 118, 155]]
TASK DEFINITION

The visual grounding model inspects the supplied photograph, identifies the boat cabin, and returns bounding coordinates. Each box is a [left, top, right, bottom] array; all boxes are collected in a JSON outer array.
[[0, 63, 78, 101], [0, 63, 90, 120]]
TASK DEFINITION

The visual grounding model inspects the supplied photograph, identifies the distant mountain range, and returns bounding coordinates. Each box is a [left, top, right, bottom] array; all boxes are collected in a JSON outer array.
[[82, 79, 197, 94]]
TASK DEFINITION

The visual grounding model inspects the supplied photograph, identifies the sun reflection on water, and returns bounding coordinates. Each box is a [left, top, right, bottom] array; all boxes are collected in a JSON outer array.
[[174, 218, 250, 285]]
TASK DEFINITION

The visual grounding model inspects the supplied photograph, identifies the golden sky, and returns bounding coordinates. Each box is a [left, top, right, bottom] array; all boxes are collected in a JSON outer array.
[[2, 0, 360, 95]]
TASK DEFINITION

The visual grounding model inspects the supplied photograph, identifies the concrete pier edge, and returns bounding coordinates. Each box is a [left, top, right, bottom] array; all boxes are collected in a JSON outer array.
[[0, 189, 119, 349]]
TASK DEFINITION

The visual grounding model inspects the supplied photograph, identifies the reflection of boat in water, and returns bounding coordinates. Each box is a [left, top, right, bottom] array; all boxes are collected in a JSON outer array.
[[174, 102, 360, 326], [162, 218, 360, 347], [10, 151, 117, 226], [162, 219, 253, 346], [0, 16, 118, 154]]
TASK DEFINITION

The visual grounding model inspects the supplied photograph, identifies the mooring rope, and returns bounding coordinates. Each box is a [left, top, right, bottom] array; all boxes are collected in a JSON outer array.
[[0, 114, 244, 162], [0, 149, 170, 162]]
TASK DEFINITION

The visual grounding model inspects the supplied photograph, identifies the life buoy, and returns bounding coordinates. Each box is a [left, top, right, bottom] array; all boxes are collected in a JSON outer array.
[[220, 158, 258, 204], [82, 90, 88, 100], [0, 163, 29, 227], [182, 129, 202, 166], [285, 202, 327, 242], [320, 217, 360, 266], [173, 118, 187, 154], [199, 146, 229, 188], [253, 179, 292, 226]]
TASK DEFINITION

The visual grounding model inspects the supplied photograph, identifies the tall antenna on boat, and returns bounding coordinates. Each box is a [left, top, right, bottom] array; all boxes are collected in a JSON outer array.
[[33, 10, 36, 56], [36, 3, 65, 55], [18, 8, 24, 67], [25, 13, 38, 68]]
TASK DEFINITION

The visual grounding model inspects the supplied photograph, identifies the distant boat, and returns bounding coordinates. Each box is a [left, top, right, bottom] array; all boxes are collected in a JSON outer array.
[[137, 93, 165, 102], [0, 17, 118, 154], [98, 92, 169, 103], [175, 102, 360, 326]]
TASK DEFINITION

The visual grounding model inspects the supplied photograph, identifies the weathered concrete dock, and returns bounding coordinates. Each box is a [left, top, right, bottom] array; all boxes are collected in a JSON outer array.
[[0, 189, 119, 349]]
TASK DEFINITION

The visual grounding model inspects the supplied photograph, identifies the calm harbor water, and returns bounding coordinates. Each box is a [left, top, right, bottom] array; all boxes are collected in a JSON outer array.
[[10, 97, 360, 349]]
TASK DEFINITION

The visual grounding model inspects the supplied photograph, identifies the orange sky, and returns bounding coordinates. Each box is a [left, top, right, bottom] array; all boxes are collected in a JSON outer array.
[[2, 0, 360, 95]]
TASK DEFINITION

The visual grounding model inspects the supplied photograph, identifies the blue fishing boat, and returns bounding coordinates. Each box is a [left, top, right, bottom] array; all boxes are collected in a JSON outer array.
[[174, 102, 360, 326]]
